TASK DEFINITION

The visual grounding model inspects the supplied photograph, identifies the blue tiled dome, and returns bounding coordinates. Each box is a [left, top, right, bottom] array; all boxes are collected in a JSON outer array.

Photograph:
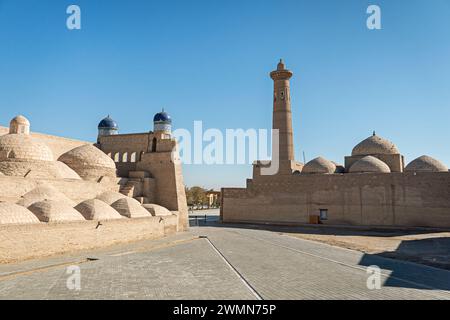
[[153, 111, 172, 123], [98, 116, 118, 129]]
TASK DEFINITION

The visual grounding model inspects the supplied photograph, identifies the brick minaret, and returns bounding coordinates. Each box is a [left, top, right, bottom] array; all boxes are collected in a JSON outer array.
[[270, 59, 298, 174]]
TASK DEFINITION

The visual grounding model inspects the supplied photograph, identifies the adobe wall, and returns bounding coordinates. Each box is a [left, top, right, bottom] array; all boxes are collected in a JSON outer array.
[[0, 176, 120, 203], [138, 152, 189, 231], [222, 172, 450, 228], [0, 125, 89, 158], [0, 214, 178, 264], [99, 133, 151, 159]]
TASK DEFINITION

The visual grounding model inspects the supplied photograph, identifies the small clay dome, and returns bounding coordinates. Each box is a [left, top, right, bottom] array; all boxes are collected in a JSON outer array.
[[302, 157, 337, 174], [28, 200, 85, 223], [349, 156, 391, 173], [405, 155, 448, 173], [75, 199, 123, 220], [142, 204, 172, 217], [352, 134, 399, 156], [0, 202, 40, 225], [111, 198, 151, 218], [96, 191, 127, 205], [58, 144, 116, 181], [17, 185, 76, 208], [9, 115, 30, 134], [0, 134, 53, 161]]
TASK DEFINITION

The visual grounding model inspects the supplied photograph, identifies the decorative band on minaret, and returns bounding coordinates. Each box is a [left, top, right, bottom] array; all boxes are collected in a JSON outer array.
[[270, 59, 294, 165]]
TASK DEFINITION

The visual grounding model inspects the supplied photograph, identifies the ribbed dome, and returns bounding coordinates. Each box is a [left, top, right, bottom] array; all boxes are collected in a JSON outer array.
[[349, 156, 391, 173], [0, 202, 40, 225], [28, 200, 85, 223], [142, 204, 172, 217], [0, 134, 53, 161], [405, 155, 448, 173], [98, 116, 118, 129], [96, 191, 127, 205], [75, 199, 123, 220], [58, 144, 116, 181], [302, 157, 337, 174], [111, 197, 152, 218], [17, 185, 76, 208], [352, 134, 399, 156]]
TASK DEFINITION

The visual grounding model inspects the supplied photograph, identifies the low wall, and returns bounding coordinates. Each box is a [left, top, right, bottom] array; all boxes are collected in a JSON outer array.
[[222, 172, 450, 228], [0, 214, 178, 264]]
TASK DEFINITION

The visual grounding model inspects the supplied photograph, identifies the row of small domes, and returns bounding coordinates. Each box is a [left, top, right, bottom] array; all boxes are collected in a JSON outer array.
[[0, 187, 173, 225], [301, 155, 448, 175]]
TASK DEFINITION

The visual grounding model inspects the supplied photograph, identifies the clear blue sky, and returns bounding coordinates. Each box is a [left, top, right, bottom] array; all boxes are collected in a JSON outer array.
[[1, 0, 450, 189]]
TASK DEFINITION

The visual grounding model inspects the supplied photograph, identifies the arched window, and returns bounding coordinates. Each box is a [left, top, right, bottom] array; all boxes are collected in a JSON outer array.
[[152, 138, 157, 153], [114, 152, 120, 163], [130, 152, 137, 163], [122, 152, 128, 163]]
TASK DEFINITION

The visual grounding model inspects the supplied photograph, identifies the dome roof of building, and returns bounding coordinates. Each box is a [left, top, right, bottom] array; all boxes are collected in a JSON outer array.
[[28, 200, 85, 223], [352, 133, 399, 156], [10, 115, 30, 127], [153, 110, 172, 123], [17, 185, 76, 208], [302, 157, 337, 174], [98, 116, 118, 129], [75, 199, 123, 221], [0, 160, 81, 180], [0, 134, 53, 161], [53, 161, 82, 180], [96, 191, 127, 205], [142, 204, 172, 217], [405, 155, 448, 173], [58, 144, 117, 181], [349, 156, 391, 173], [0, 202, 40, 225], [111, 197, 152, 218]]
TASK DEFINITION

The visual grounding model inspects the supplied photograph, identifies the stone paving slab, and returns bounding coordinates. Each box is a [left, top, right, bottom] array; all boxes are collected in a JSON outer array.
[[1, 224, 449, 300], [192, 226, 450, 300], [0, 236, 255, 300]]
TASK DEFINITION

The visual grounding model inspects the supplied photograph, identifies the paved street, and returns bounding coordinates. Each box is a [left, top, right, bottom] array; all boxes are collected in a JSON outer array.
[[1, 216, 449, 299]]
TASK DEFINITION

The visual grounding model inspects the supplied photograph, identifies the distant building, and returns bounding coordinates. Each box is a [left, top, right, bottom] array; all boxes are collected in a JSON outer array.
[[205, 190, 221, 208], [221, 61, 450, 228]]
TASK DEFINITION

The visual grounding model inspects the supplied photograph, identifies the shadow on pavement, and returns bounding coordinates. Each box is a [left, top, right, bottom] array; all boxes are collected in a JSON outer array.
[[358, 239, 450, 291]]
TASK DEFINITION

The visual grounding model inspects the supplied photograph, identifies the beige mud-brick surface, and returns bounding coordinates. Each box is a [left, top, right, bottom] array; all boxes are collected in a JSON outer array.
[[0, 215, 178, 264]]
